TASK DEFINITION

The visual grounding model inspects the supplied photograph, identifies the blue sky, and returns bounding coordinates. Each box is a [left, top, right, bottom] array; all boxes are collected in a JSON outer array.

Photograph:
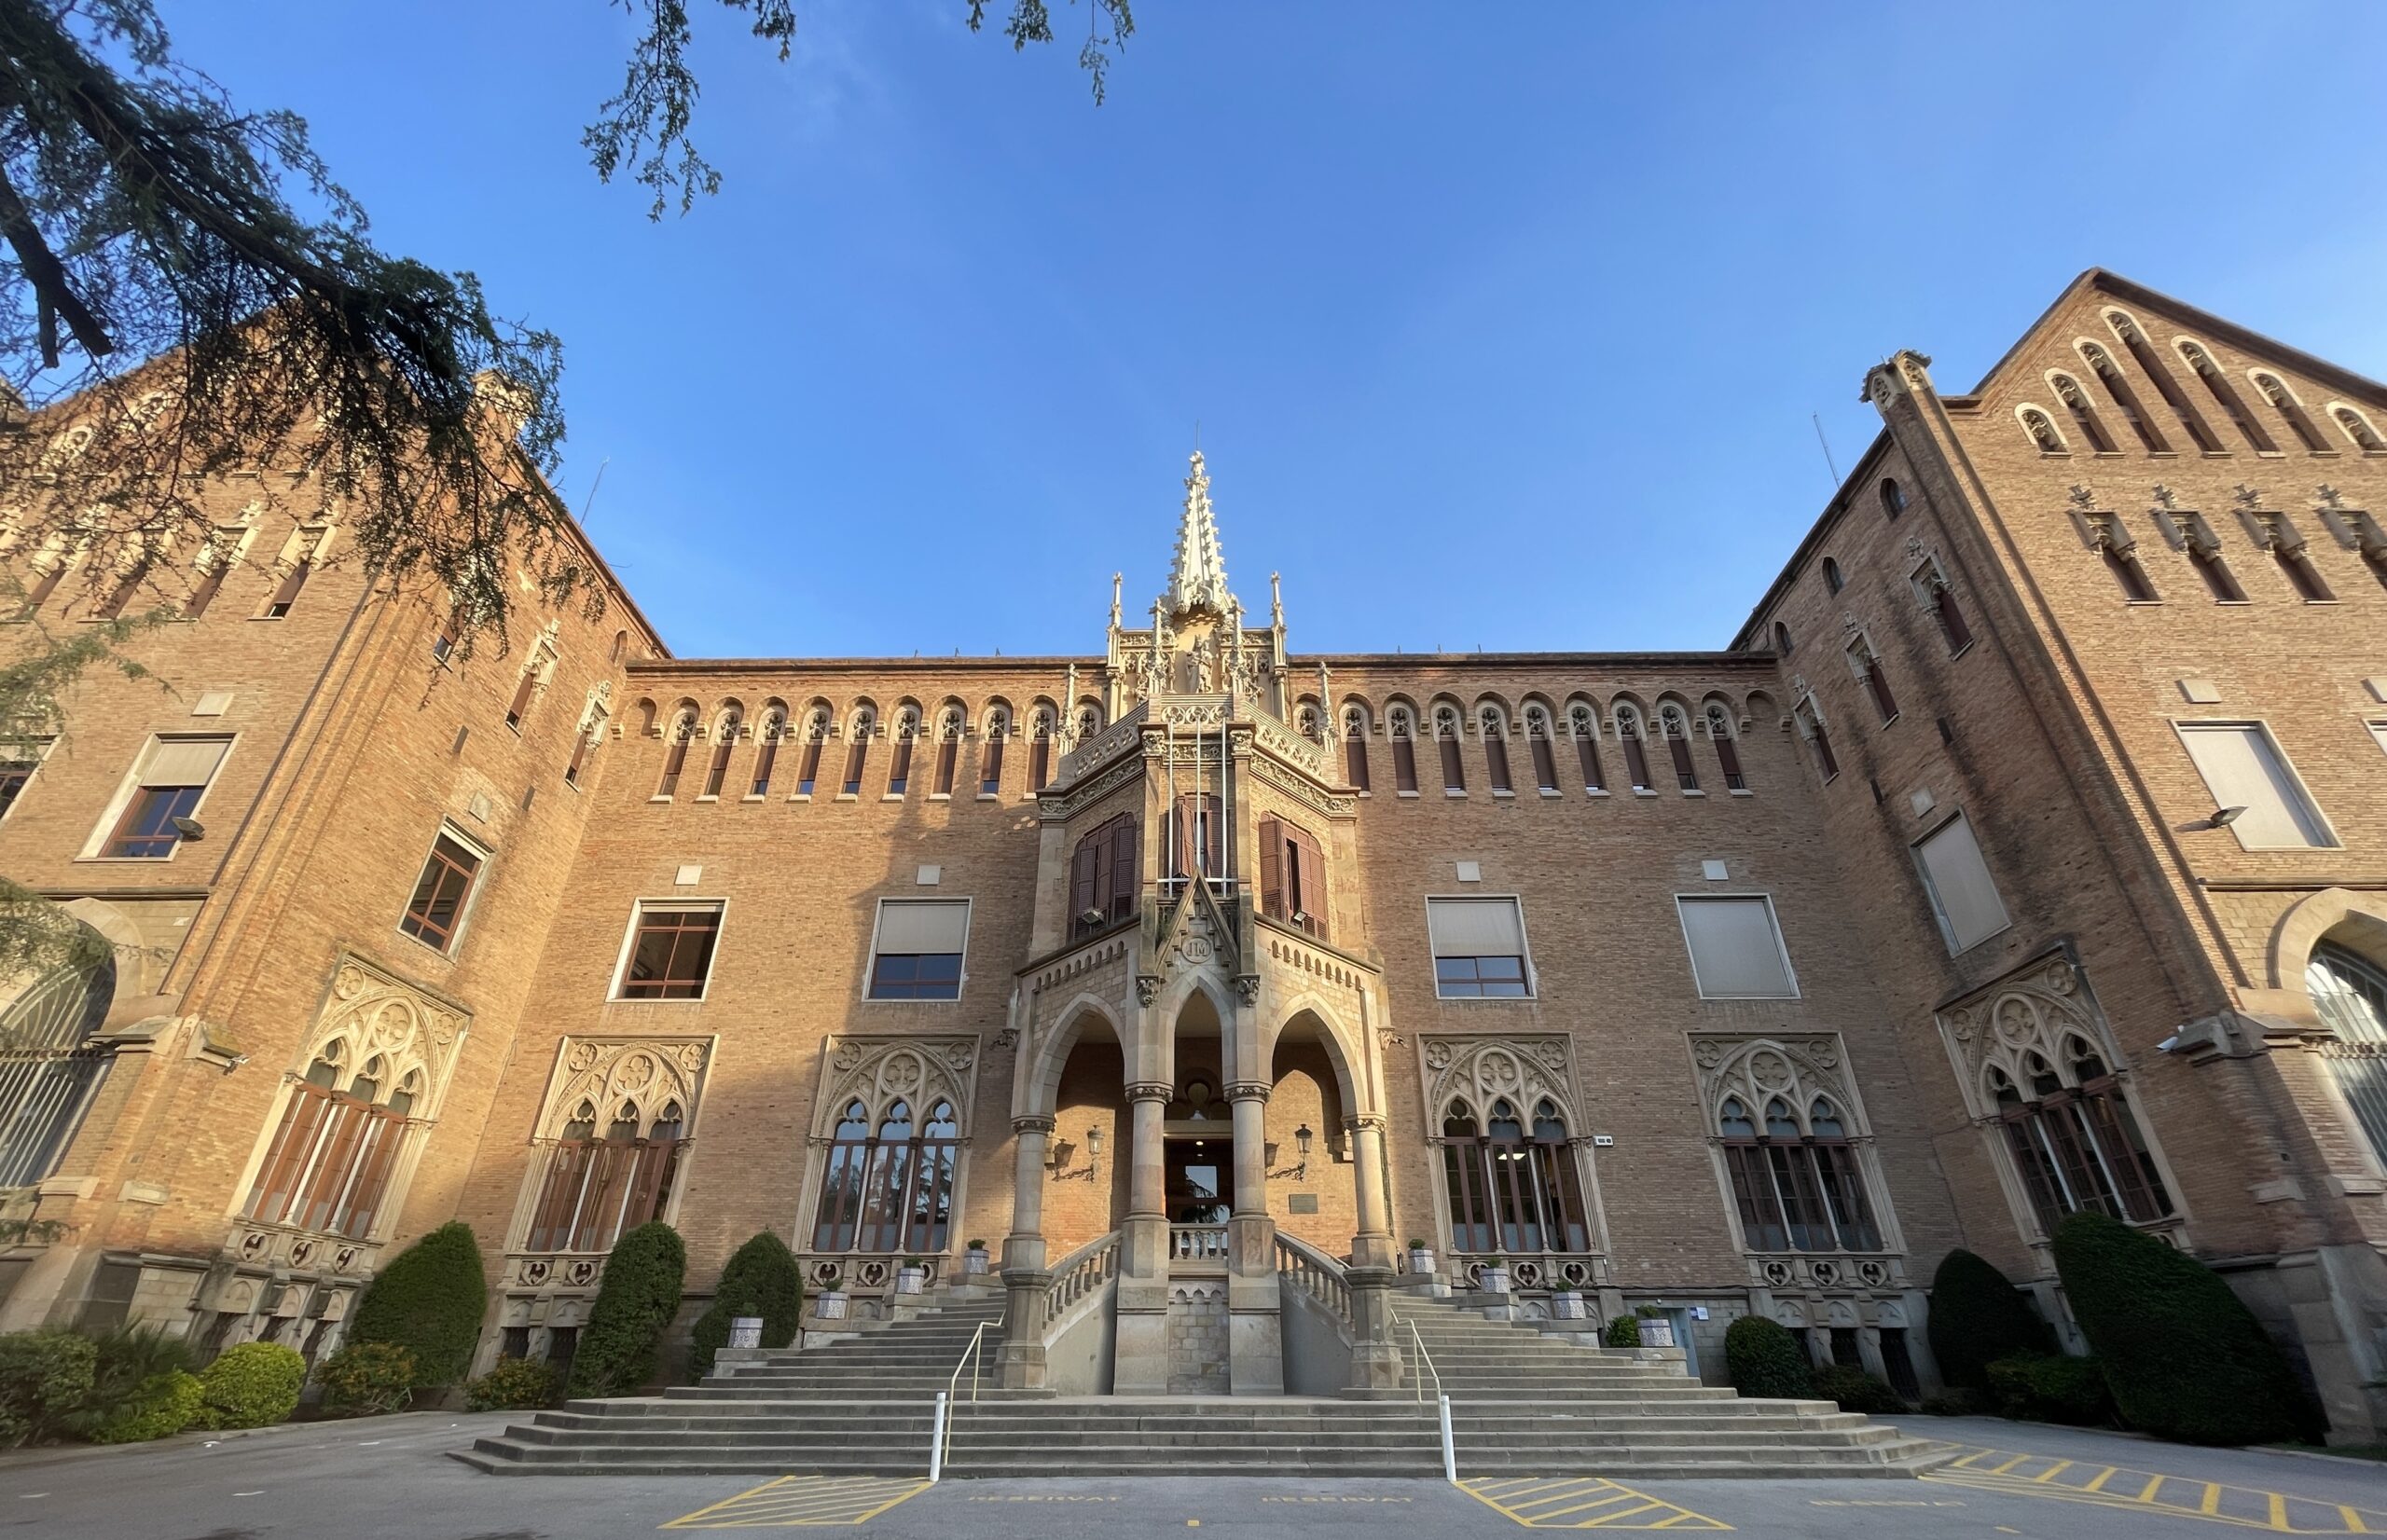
[[172, 2, 2387, 659]]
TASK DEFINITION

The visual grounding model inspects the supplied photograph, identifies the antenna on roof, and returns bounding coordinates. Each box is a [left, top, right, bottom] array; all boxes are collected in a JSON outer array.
[[1810, 415, 1840, 488]]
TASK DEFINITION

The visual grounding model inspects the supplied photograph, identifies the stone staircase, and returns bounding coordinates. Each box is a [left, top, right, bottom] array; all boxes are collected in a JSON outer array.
[[457, 1286, 1947, 1478], [1390, 1294, 1946, 1478]]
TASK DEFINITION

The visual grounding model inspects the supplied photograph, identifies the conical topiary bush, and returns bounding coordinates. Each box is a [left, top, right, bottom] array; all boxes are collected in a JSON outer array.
[[346, 1221, 488, 1391], [687, 1231, 804, 1380], [568, 1221, 687, 1398], [1926, 1247, 2057, 1390]]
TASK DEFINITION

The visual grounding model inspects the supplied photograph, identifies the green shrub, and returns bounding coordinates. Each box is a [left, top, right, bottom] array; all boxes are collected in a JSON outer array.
[[1985, 1354, 2112, 1426], [195, 1342, 307, 1430], [1601, 1314, 1641, 1348], [1812, 1364, 1908, 1416], [346, 1221, 488, 1391], [464, 1356, 559, 1411], [2052, 1211, 2311, 1446], [1724, 1315, 1813, 1400], [62, 1325, 199, 1440], [568, 1221, 687, 1398], [687, 1231, 804, 1380], [86, 1370, 202, 1444], [0, 1331, 96, 1447], [1926, 1248, 2056, 1391], [1919, 1388, 1984, 1417], [315, 1341, 416, 1416]]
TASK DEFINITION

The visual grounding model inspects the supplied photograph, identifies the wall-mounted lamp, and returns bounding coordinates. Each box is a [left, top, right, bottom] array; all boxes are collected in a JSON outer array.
[[2209, 805, 2246, 829], [1084, 1123, 1103, 1178], [1292, 1122, 1313, 1183]]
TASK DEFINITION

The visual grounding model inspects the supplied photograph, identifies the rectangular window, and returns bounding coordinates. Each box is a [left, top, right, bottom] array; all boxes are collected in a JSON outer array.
[[867, 899, 969, 1001], [2175, 722, 2337, 849], [614, 903, 723, 999], [1258, 816, 1328, 939], [1912, 813, 2009, 955], [1428, 897, 1531, 998], [2369, 722, 2387, 761], [260, 526, 331, 619], [97, 736, 230, 859], [0, 738, 52, 821], [1676, 895, 1799, 999], [398, 831, 486, 954]]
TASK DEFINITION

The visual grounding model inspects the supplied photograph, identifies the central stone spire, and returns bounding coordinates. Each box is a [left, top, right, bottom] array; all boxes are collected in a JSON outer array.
[[1162, 450, 1234, 619]]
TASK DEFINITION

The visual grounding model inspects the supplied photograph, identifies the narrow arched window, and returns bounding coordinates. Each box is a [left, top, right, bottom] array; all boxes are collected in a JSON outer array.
[[2019, 407, 2066, 454], [1848, 637, 1898, 723], [1795, 697, 1838, 780], [2332, 404, 2386, 453], [2050, 373, 2118, 454], [809, 1101, 875, 1251], [1028, 707, 1056, 791], [1705, 705, 1746, 791], [1388, 707, 1420, 794], [886, 708, 920, 797], [1342, 707, 1372, 792], [2251, 373, 2328, 452], [1659, 704, 1698, 791], [2305, 943, 2387, 1167], [1880, 479, 1907, 520], [1773, 621, 1793, 655], [2176, 341, 2274, 452], [841, 709, 876, 796], [931, 708, 963, 797], [1912, 558, 1973, 653], [1434, 706, 1466, 793], [1822, 557, 1844, 595], [810, 1096, 960, 1256], [1615, 706, 1653, 792], [1479, 707, 1512, 793], [980, 708, 1010, 796], [750, 709, 785, 798], [2107, 311, 2219, 451], [1567, 704, 1606, 793], [700, 708, 739, 798], [2080, 340, 2168, 452], [655, 709, 696, 798], [1524, 706, 1559, 793], [794, 708, 829, 796]]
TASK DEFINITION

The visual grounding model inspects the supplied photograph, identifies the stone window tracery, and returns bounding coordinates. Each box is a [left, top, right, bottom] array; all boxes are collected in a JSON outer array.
[[804, 1038, 979, 1256], [565, 682, 611, 788], [1566, 701, 1606, 792], [1341, 704, 1372, 792], [749, 706, 786, 797], [2018, 406, 2066, 454], [2049, 371, 2118, 454], [886, 705, 923, 796], [1695, 1037, 1884, 1256], [1423, 1037, 1593, 1259], [2175, 340, 2274, 452], [2329, 403, 2386, 453], [794, 706, 830, 795], [842, 706, 876, 796], [517, 1038, 709, 1254]]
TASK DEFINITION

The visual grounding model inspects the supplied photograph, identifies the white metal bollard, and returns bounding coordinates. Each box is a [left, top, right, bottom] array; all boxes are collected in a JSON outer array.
[[1438, 1393, 1456, 1483], [929, 1390, 948, 1482]]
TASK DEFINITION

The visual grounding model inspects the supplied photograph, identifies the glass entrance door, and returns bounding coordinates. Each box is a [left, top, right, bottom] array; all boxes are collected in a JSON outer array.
[[1164, 1134, 1234, 1224]]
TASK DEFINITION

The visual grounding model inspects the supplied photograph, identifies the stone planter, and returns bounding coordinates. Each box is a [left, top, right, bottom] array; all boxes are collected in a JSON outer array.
[[963, 1247, 990, 1276], [815, 1289, 849, 1320], [1407, 1245, 1434, 1274], [1637, 1315, 1676, 1348], [1548, 1289, 1588, 1320], [1480, 1266, 1511, 1296], [896, 1266, 927, 1296], [729, 1315, 764, 1350]]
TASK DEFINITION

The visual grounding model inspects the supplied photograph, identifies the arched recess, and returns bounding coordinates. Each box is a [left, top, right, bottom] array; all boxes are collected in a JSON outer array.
[[1015, 994, 1128, 1119], [2266, 887, 2387, 994], [1256, 994, 1364, 1116], [0, 909, 122, 1187]]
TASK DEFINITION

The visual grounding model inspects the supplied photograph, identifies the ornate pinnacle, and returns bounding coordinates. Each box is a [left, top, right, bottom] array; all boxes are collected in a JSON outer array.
[[2149, 484, 2179, 512], [2231, 483, 2262, 510], [1162, 449, 1233, 618], [2314, 484, 2342, 509]]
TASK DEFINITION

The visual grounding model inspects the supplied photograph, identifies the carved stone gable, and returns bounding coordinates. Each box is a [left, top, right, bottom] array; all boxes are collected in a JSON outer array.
[[1419, 1035, 1580, 1124], [810, 1036, 982, 1138]]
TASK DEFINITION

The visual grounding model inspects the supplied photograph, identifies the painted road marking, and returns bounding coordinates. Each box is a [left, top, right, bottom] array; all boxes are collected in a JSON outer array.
[[661, 1476, 931, 1529], [1460, 1477, 1732, 1530], [1920, 1445, 2387, 1533]]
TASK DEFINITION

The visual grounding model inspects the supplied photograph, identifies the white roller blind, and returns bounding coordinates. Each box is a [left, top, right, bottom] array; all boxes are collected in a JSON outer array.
[[2176, 723, 2333, 848], [141, 736, 229, 788], [1676, 896, 1797, 998], [876, 900, 969, 955], [1914, 814, 2010, 954], [1427, 897, 1525, 956]]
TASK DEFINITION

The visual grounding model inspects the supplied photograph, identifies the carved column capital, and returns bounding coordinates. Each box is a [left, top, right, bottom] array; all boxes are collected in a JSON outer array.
[[1343, 1112, 1388, 1134], [1224, 1080, 1271, 1104], [1013, 1114, 1056, 1136], [1125, 1081, 1173, 1105]]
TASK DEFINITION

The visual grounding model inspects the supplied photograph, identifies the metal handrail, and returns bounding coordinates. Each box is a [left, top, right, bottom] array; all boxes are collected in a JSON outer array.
[[928, 1320, 987, 1482], [1410, 1320, 1455, 1482]]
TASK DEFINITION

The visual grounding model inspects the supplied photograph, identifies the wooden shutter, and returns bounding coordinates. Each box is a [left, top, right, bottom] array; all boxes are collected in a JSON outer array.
[[1289, 826, 1327, 939], [1109, 814, 1139, 922], [1257, 816, 1284, 919], [1070, 837, 1098, 928]]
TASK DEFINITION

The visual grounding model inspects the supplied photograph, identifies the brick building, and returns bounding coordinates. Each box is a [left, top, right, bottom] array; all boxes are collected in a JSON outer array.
[[2, 269, 2382, 1441]]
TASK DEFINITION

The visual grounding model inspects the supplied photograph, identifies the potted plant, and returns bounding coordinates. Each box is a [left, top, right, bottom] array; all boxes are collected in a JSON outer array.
[[896, 1257, 928, 1295], [1479, 1256, 1511, 1295], [963, 1240, 991, 1276], [1549, 1287, 1589, 1320], [815, 1286, 849, 1321], [1406, 1238, 1435, 1273], [1635, 1305, 1676, 1348]]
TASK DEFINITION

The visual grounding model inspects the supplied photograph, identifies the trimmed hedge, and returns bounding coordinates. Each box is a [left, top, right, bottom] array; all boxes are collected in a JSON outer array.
[[88, 1370, 202, 1444], [347, 1221, 488, 1390], [1812, 1364, 1907, 1416], [569, 1221, 687, 1398], [316, 1341, 417, 1416], [197, 1342, 307, 1430], [2052, 1211, 2310, 1446], [1986, 1354, 2111, 1426], [1724, 1315, 1812, 1400], [1926, 1248, 2056, 1391], [688, 1231, 804, 1380], [1601, 1314, 1641, 1349], [465, 1355, 560, 1411], [0, 1331, 96, 1447]]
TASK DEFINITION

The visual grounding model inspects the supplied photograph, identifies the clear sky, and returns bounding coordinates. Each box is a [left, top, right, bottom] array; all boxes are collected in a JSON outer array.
[[170, 1, 2387, 660]]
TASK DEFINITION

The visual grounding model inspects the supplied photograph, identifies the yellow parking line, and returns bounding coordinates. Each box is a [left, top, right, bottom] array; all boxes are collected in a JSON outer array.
[[661, 1476, 932, 1529], [1457, 1477, 1731, 1531], [2031, 1460, 2073, 1484], [2341, 1505, 2369, 1533], [2083, 1466, 2119, 1493], [1923, 1444, 2387, 1533]]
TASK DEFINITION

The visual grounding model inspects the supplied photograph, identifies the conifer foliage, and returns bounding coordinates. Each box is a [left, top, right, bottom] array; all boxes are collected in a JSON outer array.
[[2051, 1212, 2309, 1445], [687, 1231, 804, 1380], [1724, 1314, 1813, 1400], [346, 1221, 488, 1391], [568, 1221, 687, 1398], [1925, 1248, 2057, 1390]]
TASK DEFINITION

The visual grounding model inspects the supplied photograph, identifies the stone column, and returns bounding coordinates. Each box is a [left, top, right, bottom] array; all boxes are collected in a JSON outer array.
[[1344, 1113, 1393, 1270], [1113, 1082, 1176, 1396], [1224, 1079, 1283, 1395], [996, 1114, 1054, 1389]]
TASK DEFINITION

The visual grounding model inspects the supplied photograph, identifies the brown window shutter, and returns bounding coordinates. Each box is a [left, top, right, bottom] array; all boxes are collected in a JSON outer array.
[[1111, 814, 1139, 921], [1205, 794, 1224, 876], [1070, 838, 1098, 928], [1257, 816, 1284, 918], [1291, 828, 1327, 939]]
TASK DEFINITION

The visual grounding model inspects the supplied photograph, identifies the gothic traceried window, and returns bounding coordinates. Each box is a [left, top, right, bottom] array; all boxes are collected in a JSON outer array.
[[2304, 942, 2387, 1170], [1659, 703, 1699, 791], [931, 707, 963, 797], [1342, 705, 1372, 792], [794, 707, 830, 796], [980, 706, 1010, 796], [2019, 406, 2066, 454], [1614, 705, 1653, 791], [804, 1039, 978, 1257], [1425, 1038, 1593, 1262], [1696, 1037, 1888, 1256], [518, 1038, 706, 1256], [1566, 702, 1606, 792], [2332, 404, 2386, 453]]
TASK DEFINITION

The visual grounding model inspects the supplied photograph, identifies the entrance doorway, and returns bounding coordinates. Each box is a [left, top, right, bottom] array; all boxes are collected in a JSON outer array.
[[1164, 1134, 1234, 1224]]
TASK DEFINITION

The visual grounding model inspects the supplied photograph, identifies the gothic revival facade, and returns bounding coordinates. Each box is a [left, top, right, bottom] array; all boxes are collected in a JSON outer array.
[[3, 270, 2384, 1441]]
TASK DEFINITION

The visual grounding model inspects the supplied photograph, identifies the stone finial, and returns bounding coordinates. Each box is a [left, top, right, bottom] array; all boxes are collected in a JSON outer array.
[[1162, 450, 1234, 618], [2313, 484, 2342, 510], [2231, 483, 2262, 511], [2150, 484, 2179, 512]]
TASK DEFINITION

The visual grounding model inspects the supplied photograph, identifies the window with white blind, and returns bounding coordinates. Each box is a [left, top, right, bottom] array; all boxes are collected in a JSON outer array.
[[867, 899, 970, 1000], [2173, 722, 2337, 849], [1427, 897, 1531, 998], [2367, 722, 2387, 762], [1912, 813, 2011, 955], [1676, 895, 1799, 999], [90, 736, 231, 859]]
